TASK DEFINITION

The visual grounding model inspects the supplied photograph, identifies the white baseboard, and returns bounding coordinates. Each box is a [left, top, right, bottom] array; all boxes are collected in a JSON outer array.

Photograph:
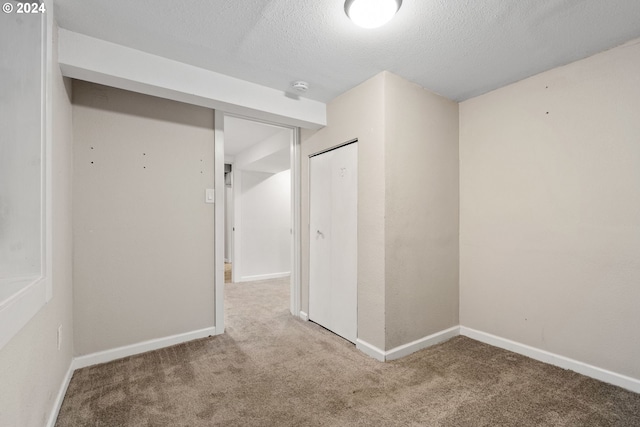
[[386, 326, 460, 361], [299, 311, 309, 321], [357, 326, 460, 362], [460, 326, 640, 394], [239, 272, 290, 282], [356, 339, 386, 362], [72, 327, 216, 370], [46, 362, 74, 427]]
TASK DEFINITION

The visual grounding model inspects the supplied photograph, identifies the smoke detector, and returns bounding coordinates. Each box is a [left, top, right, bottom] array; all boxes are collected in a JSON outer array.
[[292, 81, 309, 93]]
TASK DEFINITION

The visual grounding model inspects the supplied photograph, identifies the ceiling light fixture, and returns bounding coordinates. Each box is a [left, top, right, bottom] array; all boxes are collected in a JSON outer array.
[[345, 0, 402, 29]]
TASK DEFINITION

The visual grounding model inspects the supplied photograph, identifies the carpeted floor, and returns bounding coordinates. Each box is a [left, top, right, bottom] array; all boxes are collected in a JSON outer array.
[[56, 277, 640, 426], [224, 262, 231, 283]]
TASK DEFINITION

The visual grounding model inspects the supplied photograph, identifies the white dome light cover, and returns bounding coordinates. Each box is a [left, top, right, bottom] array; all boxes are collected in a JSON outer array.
[[345, 0, 402, 29]]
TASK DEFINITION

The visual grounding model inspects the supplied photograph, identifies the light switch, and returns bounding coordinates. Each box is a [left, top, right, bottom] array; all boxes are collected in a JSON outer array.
[[205, 189, 215, 204]]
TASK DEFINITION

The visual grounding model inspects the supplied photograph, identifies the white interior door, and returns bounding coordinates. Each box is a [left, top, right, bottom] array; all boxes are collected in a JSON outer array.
[[309, 142, 357, 343]]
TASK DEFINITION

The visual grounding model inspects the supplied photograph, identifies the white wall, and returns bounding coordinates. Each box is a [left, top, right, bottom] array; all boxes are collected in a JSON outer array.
[[0, 19, 75, 426], [234, 129, 290, 171], [236, 169, 291, 281], [225, 184, 233, 263], [460, 38, 640, 380], [72, 81, 216, 356]]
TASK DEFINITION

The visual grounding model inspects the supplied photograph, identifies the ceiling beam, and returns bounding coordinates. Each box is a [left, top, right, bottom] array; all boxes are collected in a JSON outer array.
[[57, 29, 326, 129]]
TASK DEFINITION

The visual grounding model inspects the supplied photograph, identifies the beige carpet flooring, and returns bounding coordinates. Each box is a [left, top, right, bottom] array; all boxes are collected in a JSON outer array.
[[224, 262, 231, 283], [56, 277, 640, 426]]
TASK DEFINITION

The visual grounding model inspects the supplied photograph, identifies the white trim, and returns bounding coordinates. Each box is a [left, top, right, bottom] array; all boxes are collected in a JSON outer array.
[[214, 110, 225, 335], [385, 326, 460, 361], [72, 327, 216, 370], [0, 278, 47, 350], [239, 272, 291, 282], [356, 339, 386, 362], [290, 128, 302, 317], [460, 326, 640, 394], [0, 276, 41, 308], [232, 167, 241, 284], [356, 326, 460, 362], [46, 362, 74, 427], [299, 311, 309, 321]]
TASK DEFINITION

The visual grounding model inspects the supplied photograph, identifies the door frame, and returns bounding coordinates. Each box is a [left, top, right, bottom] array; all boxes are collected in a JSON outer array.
[[214, 111, 302, 334], [214, 111, 225, 333]]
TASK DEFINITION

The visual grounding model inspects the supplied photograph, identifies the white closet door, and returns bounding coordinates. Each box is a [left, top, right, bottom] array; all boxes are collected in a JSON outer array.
[[309, 142, 357, 343]]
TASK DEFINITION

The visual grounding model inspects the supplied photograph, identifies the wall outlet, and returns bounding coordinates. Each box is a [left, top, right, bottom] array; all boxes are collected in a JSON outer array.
[[57, 325, 62, 350]]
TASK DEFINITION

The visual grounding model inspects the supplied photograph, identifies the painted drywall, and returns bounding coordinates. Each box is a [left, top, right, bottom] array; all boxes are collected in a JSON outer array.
[[0, 6, 42, 279], [72, 81, 215, 356], [301, 71, 459, 352], [384, 73, 459, 350], [57, 29, 326, 129], [241, 148, 290, 174], [236, 170, 291, 281], [234, 128, 291, 171], [301, 73, 387, 350], [0, 19, 75, 427], [460, 38, 640, 379]]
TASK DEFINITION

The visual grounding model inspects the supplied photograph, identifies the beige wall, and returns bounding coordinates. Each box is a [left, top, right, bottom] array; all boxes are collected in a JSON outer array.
[[72, 82, 216, 356], [460, 39, 640, 379], [302, 72, 459, 352], [0, 24, 75, 427], [384, 73, 459, 349], [301, 73, 387, 349]]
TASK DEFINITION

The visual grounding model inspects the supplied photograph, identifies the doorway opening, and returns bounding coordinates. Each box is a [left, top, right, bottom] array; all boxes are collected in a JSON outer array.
[[224, 163, 232, 283], [214, 112, 301, 334]]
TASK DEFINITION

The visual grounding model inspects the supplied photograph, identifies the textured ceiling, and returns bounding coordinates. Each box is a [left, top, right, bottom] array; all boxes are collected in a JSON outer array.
[[54, 0, 640, 102]]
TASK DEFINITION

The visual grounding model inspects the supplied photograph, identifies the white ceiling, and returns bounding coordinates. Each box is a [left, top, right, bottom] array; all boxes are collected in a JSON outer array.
[[224, 116, 286, 156], [240, 148, 290, 174], [54, 0, 640, 103]]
